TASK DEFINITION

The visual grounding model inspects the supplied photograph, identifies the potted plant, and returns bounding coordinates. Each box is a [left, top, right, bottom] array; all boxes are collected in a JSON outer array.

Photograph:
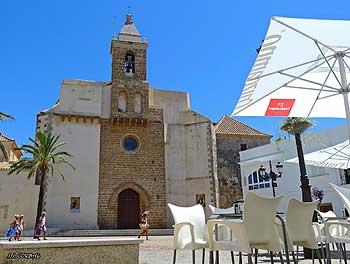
[[312, 187, 325, 206], [280, 117, 315, 135]]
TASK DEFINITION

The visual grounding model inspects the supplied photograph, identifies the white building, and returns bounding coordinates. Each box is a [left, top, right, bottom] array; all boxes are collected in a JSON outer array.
[[240, 123, 350, 216], [0, 132, 39, 233]]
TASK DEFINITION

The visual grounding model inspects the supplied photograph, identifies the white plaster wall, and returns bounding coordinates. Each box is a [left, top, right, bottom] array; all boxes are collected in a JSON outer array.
[[240, 124, 349, 215], [45, 119, 100, 229], [165, 119, 212, 226], [185, 123, 211, 181], [185, 122, 212, 217], [151, 87, 213, 226], [55, 80, 105, 116], [149, 87, 190, 123], [101, 84, 111, 118], [0, 171, 39, 232], [164, 124, 187, 226]]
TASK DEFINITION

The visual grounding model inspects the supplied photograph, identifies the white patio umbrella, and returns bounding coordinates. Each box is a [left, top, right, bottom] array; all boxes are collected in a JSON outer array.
[[232, 16, 350, 138], [286, 139, 350, 169]]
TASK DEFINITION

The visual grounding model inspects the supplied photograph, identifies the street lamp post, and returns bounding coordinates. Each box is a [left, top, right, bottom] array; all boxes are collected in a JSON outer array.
[[258, 161, 283, 197]]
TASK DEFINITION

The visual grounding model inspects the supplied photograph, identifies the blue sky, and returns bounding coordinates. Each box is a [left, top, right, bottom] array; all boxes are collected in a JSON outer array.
[[0, 0, 348, 145]]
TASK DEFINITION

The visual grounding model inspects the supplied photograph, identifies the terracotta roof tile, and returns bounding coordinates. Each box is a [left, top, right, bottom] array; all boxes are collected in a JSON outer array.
[[215, 116, 272, 138], [0, 131, 22, 158]]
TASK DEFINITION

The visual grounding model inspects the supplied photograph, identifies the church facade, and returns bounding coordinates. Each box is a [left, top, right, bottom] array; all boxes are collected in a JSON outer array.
[[35, 14, 222, 229], [0, 13, 272, 231]]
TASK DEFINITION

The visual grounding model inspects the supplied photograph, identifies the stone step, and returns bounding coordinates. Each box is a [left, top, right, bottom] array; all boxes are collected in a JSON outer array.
[[52, 229, 174, 237]]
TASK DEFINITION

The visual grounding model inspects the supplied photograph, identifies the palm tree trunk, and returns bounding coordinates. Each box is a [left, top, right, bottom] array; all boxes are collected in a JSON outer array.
[[33, 167, 48, 238]]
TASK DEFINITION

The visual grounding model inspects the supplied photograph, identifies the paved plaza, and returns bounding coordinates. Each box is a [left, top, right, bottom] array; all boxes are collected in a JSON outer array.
[[139, 236, 347, 264], [1, 236, 347, 264]]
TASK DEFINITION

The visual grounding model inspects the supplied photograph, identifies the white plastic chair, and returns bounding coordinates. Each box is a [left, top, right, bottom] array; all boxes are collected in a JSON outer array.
[[207, 218, 252, 264], [285, 199, 321, 263], [208, 205, 249, 264], [208, 205, 235, 241], [314, 210, 338, 244], [244, 192, 283, 250], [330, 183, 350, 217], [324, 221, 350, 264], [314, 210, 349, 264], [243, 192, 285, 264], [168, 203, 209, 264]]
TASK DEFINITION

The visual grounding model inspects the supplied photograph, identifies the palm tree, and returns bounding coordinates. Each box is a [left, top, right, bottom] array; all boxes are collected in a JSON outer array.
[[8, 131, 75, 236], [0, 112, 14, 161]]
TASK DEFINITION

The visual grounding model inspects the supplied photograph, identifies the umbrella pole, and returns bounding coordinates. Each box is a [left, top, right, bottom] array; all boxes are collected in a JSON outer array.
[[342, 93, 350, 139], [337, 52, 350, 139]]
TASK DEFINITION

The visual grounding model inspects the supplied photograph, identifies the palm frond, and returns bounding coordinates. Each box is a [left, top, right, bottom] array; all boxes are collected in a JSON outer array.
[[8, 131, 74, 183], [54, 166, 66, 182], [0, 112, 14, 120], [56, 157, 76, 170]]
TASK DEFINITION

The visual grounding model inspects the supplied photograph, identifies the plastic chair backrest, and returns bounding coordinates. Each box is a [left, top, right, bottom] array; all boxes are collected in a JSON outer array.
[[286, 199, 318, 247], [330, 183, 350, 215], [208, 205, 236, 215], [168, 203, 206, 240], [315, 210, 345, 237], [243, 191, 283, 244], [316, 210, 337, 220]]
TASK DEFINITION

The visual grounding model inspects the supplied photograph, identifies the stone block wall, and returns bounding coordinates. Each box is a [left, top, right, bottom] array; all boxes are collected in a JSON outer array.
[[111, 79, 149, 117], [216, 135, 270, 208], [98, 118, 166, 229], [111, 40, 147, 81]]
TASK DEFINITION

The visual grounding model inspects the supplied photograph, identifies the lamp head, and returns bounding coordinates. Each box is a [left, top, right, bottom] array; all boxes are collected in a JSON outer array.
[[258, 165, 266, 177], [275, 162, 283, 175]]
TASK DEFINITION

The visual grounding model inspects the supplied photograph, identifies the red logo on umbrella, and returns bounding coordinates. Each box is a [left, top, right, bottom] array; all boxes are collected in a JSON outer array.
[[265, 99, 295, 116]]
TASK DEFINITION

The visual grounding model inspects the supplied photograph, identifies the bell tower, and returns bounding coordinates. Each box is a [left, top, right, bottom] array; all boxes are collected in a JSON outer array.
[[111, 13, 148, 81], [110, 13, 149, 117], [98, 12, 166, 229]]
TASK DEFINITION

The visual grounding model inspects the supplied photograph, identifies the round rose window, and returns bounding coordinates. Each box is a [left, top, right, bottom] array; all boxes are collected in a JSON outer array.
[[123, 137, 138, 151]]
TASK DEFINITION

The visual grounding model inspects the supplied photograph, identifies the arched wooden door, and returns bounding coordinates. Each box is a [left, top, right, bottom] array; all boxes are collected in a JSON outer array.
[[118, 189, 140, 229]]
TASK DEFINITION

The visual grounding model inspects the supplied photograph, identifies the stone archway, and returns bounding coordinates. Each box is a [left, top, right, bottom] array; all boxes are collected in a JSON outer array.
[[109, 183, 150, 228], [117, 188, 140, 228]]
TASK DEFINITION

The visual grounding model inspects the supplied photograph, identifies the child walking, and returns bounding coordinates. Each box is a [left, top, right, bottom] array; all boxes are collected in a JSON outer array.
[[17, 215, 24, 241], [138, 211, 150, 240], [5, 215, 20, 241]]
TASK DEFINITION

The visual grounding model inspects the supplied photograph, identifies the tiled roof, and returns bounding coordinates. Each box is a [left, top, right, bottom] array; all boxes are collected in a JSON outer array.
[[215, 116, 272, 138], [0, 131, 22, 159], [0, 132, 14, 142]]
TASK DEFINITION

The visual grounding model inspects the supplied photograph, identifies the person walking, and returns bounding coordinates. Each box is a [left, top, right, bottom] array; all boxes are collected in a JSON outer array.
[[5, 215, 20, 241], [17, 215, 24, 241], [138, 211, 150, 240], [35, 212, 47, 240]]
